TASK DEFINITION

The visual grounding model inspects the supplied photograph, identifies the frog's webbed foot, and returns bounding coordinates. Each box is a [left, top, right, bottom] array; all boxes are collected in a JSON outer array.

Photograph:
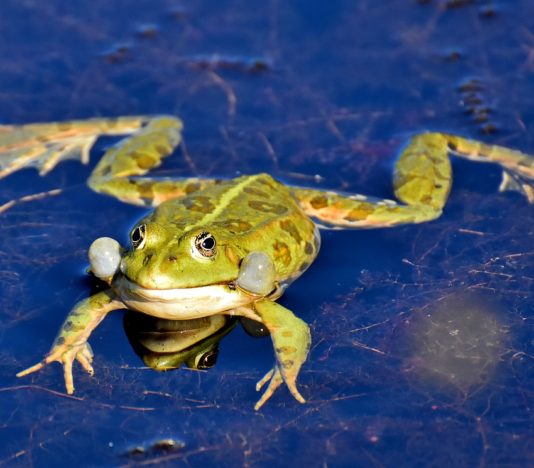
[[446, 134, 534, 204], [0, 117, 149, 179], [252, 300, 311, 410], [17, 342, 94, 394], [16, 290, 123, 394], [499, 170, 534, 203], [255, 364, 306, 411]]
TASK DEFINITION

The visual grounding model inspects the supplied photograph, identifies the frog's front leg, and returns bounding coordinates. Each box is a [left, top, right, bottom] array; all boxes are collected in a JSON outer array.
[[17, 290, 126, 394], [251, 300, 311, 410]]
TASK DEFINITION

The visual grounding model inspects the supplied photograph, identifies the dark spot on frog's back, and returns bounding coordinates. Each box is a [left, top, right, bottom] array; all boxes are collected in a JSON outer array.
[[298, 261, 311, 274], [280, 219, 302, 243], [248, 200, 287, 214], [184, 196, 215, 213], [185, 182, 201, 194], [213, 219, 253, 233], [304, 241, 314, 255], [273, 241, 291, 267], [256, 176, 278, 190], [243, 187, 269, 198]]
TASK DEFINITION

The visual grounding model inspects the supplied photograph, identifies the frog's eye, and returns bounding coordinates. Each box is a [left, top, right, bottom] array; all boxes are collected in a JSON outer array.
[[195, 349, 219, 369], [194, 231, 216, 257], [131, 224, 147, 250]]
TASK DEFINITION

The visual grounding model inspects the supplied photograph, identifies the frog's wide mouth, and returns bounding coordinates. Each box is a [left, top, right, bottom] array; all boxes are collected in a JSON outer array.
[[115, 275, 253, 320], [118, 274, 238, 301]]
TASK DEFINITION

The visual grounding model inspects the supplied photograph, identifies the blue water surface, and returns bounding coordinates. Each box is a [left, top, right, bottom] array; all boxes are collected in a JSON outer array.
[[0, 0, 532, 466]]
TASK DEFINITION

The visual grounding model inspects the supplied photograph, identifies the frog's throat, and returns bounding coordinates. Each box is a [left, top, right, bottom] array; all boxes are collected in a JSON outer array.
[[115, 276, 253, 320]]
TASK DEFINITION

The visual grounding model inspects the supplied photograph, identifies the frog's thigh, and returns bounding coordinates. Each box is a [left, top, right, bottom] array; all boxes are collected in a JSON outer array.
[[92, 176, 221, 207], [295, 132, 534, 228], [87, 116, 220, 206], [253, 300, 311, 408], [294, 133, 455, 228]]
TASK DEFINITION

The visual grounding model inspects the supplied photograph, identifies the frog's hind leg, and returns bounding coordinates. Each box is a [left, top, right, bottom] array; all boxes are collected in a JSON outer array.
[[0, 115, 219, 207], [87, 116, 219, 207], [292, 132, 534, 228]]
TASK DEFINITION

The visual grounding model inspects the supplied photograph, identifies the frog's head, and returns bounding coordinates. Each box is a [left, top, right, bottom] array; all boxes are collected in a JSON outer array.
[[89, 218, 276, 295], [118, 219, 243, 289]]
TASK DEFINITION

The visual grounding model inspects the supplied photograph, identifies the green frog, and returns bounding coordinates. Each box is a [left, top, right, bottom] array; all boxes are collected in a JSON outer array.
[[5, 115, 534, 409]]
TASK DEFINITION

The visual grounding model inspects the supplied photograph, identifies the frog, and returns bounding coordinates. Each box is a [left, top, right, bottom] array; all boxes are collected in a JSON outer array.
[[4, 115, 534, 409]]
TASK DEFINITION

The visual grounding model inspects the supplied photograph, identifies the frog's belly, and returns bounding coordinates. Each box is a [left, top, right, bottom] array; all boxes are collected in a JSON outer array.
[[115, 276, 252, 320]]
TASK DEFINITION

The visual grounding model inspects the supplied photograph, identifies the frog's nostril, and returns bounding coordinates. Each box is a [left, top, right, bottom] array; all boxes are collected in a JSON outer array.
[[143, 254, 153, 266], [168, 255, 177, 262]]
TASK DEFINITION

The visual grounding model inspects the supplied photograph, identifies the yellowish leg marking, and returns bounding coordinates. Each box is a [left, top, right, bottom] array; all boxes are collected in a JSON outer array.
[[293, 132, 534, 228], [17, 290, 125, 394]]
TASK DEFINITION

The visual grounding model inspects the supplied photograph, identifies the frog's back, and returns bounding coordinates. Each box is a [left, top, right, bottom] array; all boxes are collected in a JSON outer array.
[[152, 174, 320, 282]]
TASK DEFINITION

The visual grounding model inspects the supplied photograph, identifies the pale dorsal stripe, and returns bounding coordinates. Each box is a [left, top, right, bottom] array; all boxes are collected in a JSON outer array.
[[189, 174, 260, 229]]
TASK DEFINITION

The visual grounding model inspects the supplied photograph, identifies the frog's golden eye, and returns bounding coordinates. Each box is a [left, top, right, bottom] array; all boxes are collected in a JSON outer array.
[[131, 224, 146, 250], [194, 231, 216, 257], [195, 349, 219, 369]]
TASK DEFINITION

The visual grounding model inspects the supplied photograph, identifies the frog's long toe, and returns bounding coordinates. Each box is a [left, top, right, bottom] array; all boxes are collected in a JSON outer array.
[[75, 343, 95, 376], [58, 343, 96, 393], [254, 367, 283, 410], [16, 361, 46, 378], [254, 366, 305, 410], [499, 170, 534, 203], [17, 342, 95, 394]]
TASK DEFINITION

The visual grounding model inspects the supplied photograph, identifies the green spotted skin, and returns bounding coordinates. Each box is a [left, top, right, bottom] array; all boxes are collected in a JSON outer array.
[[9, 116, 534, 409], [122, 173, 319, 290]]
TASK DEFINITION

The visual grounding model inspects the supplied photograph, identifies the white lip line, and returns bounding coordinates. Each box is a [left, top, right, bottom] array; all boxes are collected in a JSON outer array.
[[122, 275, 234, 293], [119, 276, 243, 305]]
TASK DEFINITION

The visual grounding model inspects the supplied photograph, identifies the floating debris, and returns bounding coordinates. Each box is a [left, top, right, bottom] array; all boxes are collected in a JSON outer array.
[[457, 78, 499, 134], [135, 23, 160, 39], [122, 437, 186, 459], [185, 54, 273, 73]]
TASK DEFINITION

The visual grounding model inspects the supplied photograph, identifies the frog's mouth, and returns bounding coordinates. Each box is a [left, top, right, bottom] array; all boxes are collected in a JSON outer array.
[[115, 275, 253, 320]]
